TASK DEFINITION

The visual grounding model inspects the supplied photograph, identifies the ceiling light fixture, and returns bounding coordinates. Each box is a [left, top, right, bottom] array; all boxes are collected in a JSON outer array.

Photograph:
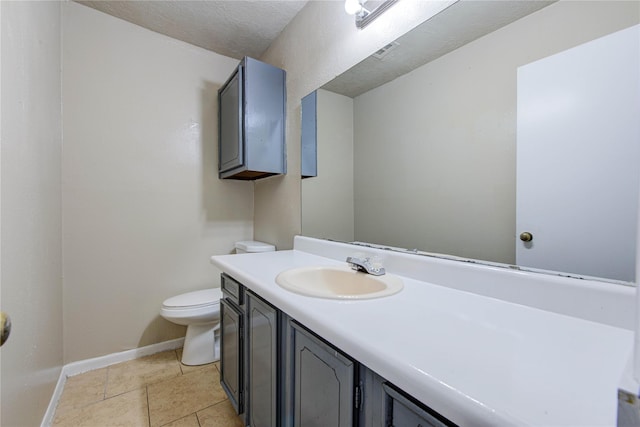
[[344, 0, 365, 16], [345, 0, 399, 29]]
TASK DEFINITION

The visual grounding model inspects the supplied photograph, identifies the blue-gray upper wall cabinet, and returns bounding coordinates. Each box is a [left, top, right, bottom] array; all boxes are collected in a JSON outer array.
[[219, 57, 286, 180], [300, 91, 317, 178]]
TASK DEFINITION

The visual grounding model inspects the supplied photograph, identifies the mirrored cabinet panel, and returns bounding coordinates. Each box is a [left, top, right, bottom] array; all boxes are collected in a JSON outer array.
[[301, 91, 317, 179]]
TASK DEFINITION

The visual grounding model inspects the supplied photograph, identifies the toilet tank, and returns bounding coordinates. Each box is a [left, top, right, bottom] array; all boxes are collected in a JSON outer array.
[[235, 240, 276, 254]]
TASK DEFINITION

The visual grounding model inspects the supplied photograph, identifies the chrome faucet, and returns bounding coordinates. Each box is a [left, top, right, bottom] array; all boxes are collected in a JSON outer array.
[[346, 256, 385, 276]]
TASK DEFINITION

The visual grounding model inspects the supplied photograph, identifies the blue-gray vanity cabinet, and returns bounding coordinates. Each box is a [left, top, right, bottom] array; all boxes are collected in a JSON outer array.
[[246, 290, 279, 427], [360, 368, 454, 427], [220, 273, 454, 427], [220, 274, 245, 418], [220, 274, 280, 427], [218, 57, 286, 180], [300, 91, 317, 178], [287, 319, 357, 427], [383, 383, 451, 427]]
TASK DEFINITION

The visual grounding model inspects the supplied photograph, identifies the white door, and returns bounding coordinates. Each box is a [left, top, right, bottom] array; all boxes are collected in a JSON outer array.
[[516, 24, 640, 282]]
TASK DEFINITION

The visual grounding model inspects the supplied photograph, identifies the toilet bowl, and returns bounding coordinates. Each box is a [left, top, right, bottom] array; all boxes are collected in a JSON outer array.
[[160, 288, 222, 366], [162, 241, 275, 366]]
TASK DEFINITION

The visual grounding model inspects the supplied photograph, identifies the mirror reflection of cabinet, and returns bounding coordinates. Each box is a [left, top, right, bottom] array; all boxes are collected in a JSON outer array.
[[218, 57, 286, 180], [301, 91, 317, 178]]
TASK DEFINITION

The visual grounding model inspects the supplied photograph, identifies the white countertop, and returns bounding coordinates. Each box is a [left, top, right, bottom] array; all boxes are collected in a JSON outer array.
[[210, 247, 633, 426]]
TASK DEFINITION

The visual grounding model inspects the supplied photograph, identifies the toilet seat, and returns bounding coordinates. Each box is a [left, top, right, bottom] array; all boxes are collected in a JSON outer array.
[[162, 288, 222, 310], [159, 287, 224, 366]]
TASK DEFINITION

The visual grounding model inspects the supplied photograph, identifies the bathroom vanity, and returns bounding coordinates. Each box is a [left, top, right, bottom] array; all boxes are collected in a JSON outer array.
[[211, 236, 634, 426], [220, 271, 448, 427]]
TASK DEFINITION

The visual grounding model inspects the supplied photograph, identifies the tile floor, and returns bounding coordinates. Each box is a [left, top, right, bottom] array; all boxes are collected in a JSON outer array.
[[52, 348, 244, 427]]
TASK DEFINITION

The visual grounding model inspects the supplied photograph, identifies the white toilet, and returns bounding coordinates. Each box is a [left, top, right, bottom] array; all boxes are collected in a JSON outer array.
[[160, 240, 275, 366], [161, 288, 223, 366]]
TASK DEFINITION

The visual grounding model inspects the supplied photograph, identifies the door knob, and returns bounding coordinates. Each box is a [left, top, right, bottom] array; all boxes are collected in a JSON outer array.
[[1, 312, 11, 346], [520, 232, 533, 242]]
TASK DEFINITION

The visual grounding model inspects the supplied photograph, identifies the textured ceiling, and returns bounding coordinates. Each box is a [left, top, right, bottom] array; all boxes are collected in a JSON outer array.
[[76, 0, 557, 96], [76, 0, 309, 59]]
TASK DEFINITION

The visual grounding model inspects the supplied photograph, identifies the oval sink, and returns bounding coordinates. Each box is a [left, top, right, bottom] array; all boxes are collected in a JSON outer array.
[[275, 266, 403, 300]]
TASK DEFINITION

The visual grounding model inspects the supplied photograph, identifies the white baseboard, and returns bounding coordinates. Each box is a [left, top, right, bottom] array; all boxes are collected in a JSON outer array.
[[41, 369, 68, 427], [62, 337, 185, 377], [41, 338, 185, 427]]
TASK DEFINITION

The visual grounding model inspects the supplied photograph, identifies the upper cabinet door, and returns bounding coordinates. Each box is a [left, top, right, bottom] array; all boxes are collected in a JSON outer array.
[[219, 57, 286, 180], [219, 67, 244, 174]]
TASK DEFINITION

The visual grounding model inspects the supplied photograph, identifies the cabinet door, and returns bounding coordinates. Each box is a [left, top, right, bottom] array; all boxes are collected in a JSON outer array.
[[220, 298, 244, 414], [290, 321, 355, 427], [383, 383, 452, 427], [219, 66, 244, 174], [247, 291, 279, 427], [243, 57, 286, 175], [358, 366, 385, 427]]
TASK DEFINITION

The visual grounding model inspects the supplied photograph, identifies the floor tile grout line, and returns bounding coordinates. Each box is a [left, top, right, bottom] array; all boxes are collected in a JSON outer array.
[[175, 349, 186, 375], [146, 385, 152, 427], [52, 349, 232, 427], [103, 367, 109, 400]]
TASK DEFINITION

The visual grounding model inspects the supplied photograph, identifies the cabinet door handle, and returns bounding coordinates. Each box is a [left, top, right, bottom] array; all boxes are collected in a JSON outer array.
[[520, 231, 533, 242], [1, 312, 11, 347]]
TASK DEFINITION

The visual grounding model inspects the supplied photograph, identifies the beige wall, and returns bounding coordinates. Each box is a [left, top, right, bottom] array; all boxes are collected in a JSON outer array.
[[302, 90, 355, 241], [62, 2, 254, 363], [58, 0, 457, 364], [351, 0, 639, 264], [256, 0, 457, 249], [1, 1, 64, 424], [0, 0, 458, 375], [2, 1, 635, 421]]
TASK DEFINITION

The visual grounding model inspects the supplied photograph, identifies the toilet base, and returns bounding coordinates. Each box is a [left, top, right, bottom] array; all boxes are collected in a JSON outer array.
[[181, 323, 220, 366]]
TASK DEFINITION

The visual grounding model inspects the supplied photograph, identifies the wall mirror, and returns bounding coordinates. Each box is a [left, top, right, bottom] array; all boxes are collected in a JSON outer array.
[[301, 0, 640, 283]]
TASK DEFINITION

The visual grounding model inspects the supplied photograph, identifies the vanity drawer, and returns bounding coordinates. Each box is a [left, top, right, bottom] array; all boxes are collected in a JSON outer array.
[[221, 273, 244, 306], [383, 383, 453, 427]]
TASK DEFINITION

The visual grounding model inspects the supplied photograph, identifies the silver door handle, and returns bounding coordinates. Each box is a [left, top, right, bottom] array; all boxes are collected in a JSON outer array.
[[1, 312, 11, 347]]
